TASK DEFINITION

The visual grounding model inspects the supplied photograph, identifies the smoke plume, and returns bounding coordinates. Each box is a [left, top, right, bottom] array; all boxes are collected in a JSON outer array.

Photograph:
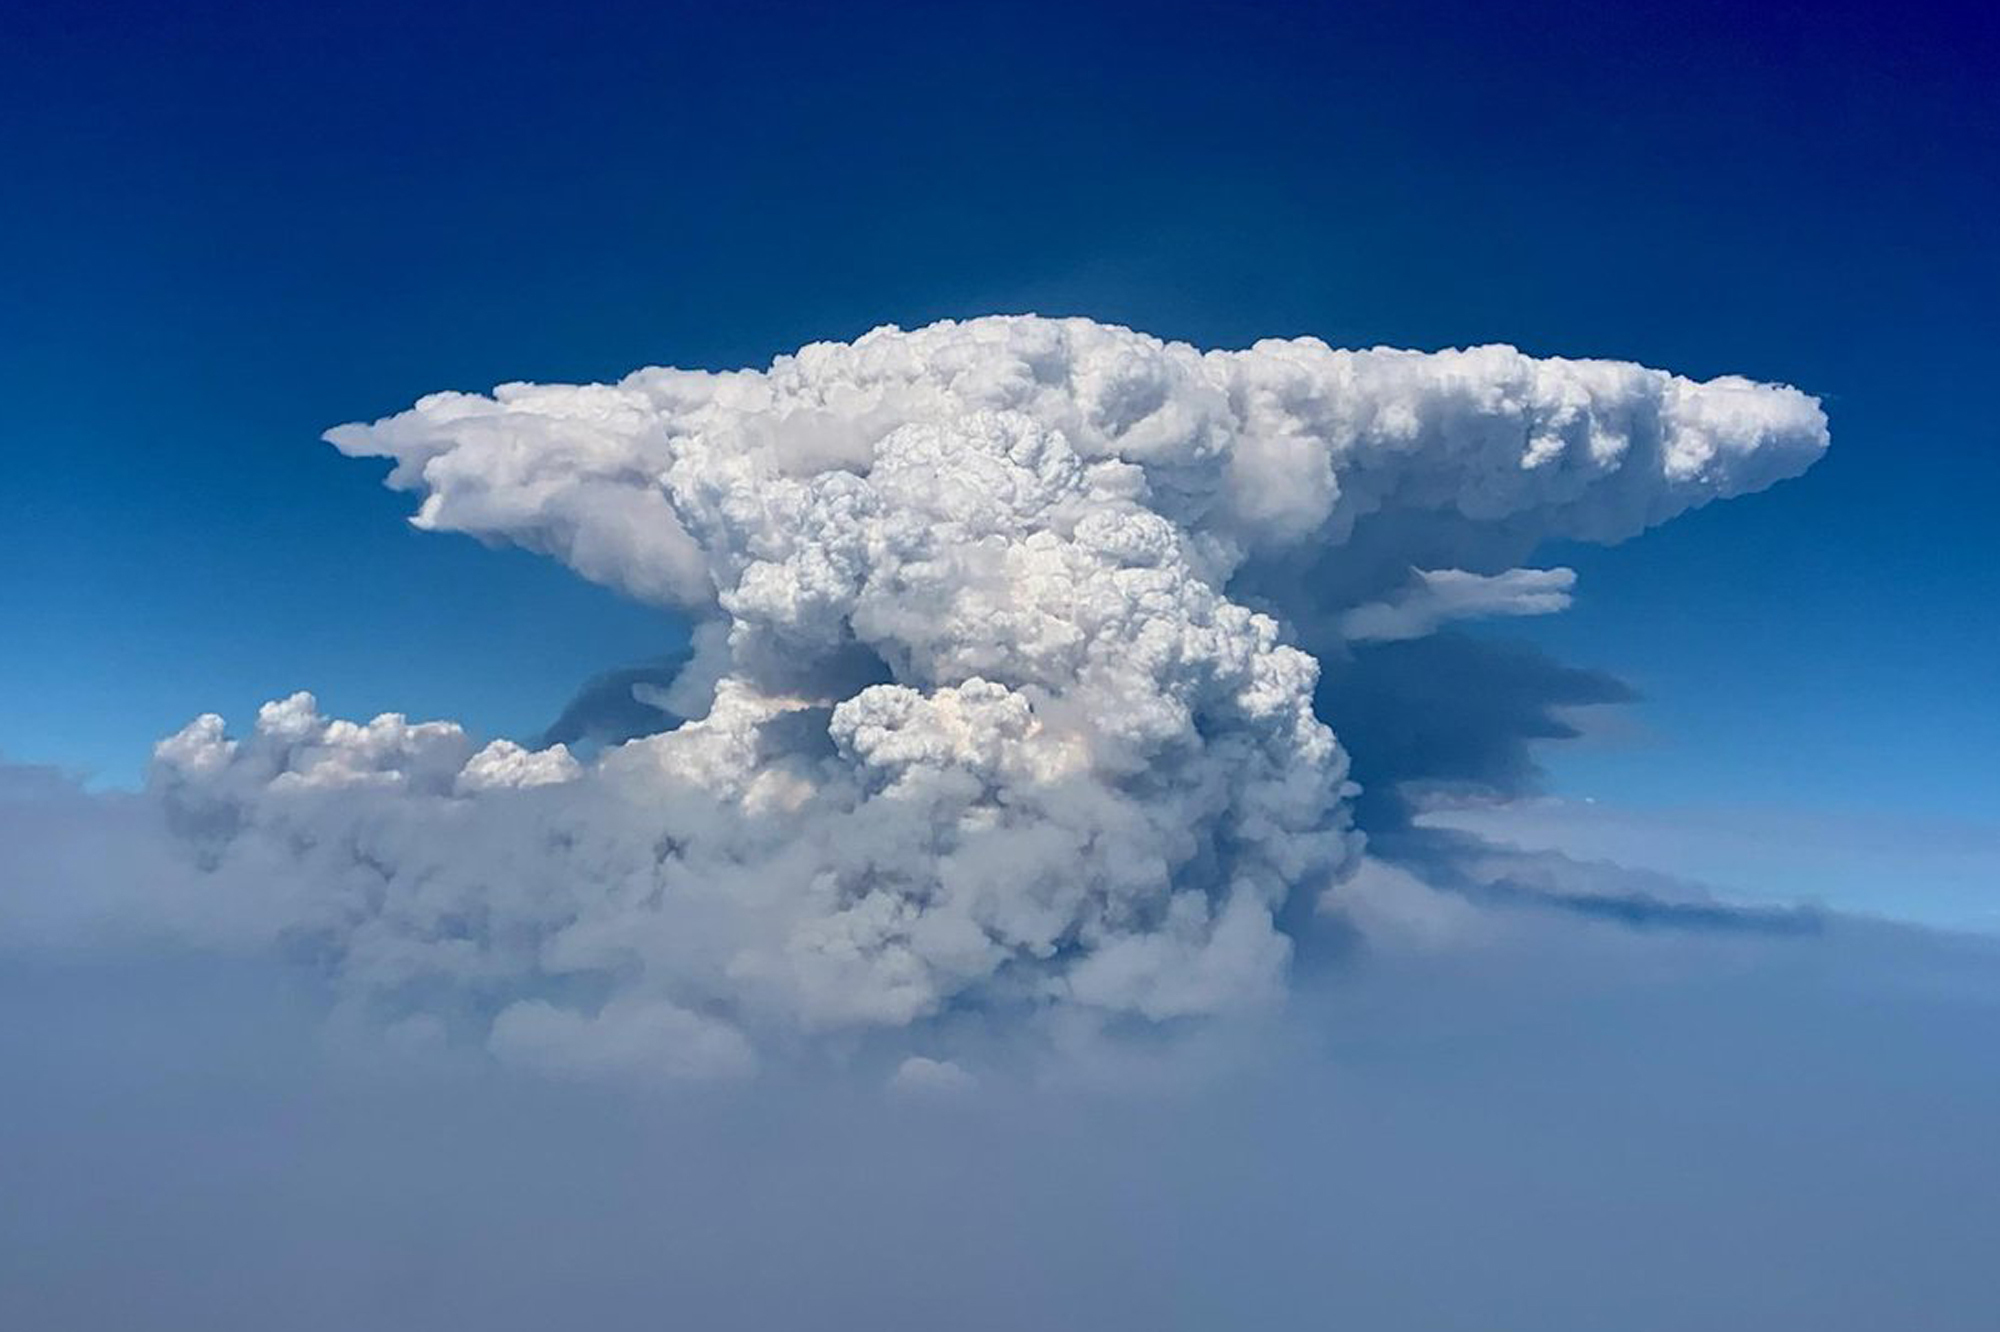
[[137, 317, 1825, 1078]]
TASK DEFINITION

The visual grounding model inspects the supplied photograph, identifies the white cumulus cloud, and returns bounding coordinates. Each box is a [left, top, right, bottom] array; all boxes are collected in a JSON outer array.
[[131, 316, 1823, 1078], [1339, 566, 1577, 643]]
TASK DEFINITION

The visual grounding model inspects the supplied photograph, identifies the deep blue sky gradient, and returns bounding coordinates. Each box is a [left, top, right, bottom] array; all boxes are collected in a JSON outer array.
[[4, 0, 1995, 830]]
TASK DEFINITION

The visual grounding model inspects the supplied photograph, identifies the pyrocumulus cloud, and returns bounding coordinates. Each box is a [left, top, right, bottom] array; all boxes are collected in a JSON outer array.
[[136, 316, 1825, 1079]]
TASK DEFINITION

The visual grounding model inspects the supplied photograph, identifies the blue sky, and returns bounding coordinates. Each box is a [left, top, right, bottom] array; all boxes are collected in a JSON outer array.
[[5, 0, 1995, 836], [7, 8, 2000, 1323]]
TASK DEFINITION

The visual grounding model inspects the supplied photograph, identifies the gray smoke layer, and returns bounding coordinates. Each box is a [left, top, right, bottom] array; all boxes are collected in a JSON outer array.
[[6, 912, 1997, 1332]]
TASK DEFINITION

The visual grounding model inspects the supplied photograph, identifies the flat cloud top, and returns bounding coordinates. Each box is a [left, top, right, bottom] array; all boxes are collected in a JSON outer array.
[[328, 315, 1826, 610]]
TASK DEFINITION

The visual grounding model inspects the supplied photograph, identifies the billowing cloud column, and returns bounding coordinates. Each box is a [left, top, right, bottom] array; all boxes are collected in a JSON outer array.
[[151, 316, 1825, 1078]]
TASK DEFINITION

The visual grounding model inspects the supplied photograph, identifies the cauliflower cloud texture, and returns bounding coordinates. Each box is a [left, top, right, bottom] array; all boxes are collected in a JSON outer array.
[[150, 317, 1826, 1078]]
